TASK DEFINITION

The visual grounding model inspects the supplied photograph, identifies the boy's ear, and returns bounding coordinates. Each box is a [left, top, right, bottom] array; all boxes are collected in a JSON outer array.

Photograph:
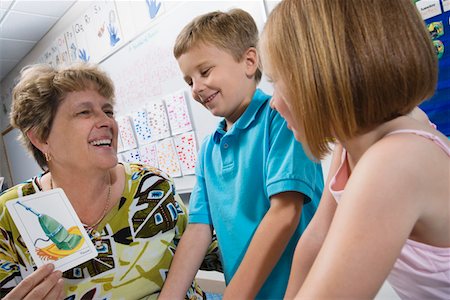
[[244, 47, 259, 78], [26, 129, 48, 154]]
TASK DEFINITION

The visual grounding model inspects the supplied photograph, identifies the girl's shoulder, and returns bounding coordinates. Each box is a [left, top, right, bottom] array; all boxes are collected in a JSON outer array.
[[360, 130, 446, 179], [350, 124, 448, 212], [364, 117, 449, 166]]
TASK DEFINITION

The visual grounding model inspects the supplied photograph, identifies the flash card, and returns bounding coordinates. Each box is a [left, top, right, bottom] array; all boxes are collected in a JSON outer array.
[[6, 188, 97, 272]]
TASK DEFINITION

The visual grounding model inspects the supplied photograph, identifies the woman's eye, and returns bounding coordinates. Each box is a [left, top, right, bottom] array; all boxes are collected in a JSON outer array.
[[105, 110, 114, 117], [77, 110, 90, 115]]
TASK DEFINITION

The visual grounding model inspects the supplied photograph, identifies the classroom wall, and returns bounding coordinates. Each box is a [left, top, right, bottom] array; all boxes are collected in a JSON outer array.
[[0, 0, 276, 191], [0, 0, 273, 288]]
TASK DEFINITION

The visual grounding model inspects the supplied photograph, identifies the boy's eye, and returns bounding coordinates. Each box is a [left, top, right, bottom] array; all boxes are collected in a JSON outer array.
[[200, 68, 211, 77]]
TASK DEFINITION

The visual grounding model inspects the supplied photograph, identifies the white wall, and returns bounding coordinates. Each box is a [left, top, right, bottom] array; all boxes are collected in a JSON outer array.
[[0, 1, 93, 188], [0, 1, 267, 190]]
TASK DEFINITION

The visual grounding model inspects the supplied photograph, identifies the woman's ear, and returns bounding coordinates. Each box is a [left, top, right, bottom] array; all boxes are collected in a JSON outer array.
[[244, 47, 259, 78], [26, 129, 48, 154]]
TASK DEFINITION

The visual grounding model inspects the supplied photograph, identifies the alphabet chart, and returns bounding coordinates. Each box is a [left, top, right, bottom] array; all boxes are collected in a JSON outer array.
[[173, 131, 197, 175], [131, 110, 152, 145], [117, 115, 138, 151], [117, 90, 198, 178], [139, 143, 158, 168], [156, 138, 182, 177], [146, 99, 171, 142], [164, 91, 193, 135]]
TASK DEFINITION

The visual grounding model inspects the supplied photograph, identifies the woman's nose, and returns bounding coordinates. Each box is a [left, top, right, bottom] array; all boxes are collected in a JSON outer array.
[[96, 111, 113, 128]]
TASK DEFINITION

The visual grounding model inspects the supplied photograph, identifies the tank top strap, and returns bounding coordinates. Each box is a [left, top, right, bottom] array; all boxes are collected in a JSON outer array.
[[386, 129, 450, 156]]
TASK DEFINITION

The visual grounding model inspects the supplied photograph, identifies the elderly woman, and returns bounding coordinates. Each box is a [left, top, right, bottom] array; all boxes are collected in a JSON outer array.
[[0, 63, 217, 299]]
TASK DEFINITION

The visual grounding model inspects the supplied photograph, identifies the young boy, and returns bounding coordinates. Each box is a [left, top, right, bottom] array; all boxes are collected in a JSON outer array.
[[160, 9, 323, 299]]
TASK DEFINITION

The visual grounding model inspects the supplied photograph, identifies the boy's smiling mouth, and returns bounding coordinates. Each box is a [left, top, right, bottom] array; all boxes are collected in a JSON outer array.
[[202, 91, 219, 104]]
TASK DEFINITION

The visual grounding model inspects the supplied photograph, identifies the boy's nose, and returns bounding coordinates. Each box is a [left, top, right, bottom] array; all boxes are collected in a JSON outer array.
[[192, 79, 205, 95]]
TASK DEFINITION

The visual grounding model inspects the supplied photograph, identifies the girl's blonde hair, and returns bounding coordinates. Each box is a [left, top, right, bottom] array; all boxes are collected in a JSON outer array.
[[262, 0, 437, 159]]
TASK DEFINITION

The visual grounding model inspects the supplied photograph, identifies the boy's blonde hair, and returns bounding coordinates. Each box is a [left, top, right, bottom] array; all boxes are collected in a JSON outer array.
[[10, 63, 115, 169], [262, 0, 437, 159], [174, 8, 262, 82]]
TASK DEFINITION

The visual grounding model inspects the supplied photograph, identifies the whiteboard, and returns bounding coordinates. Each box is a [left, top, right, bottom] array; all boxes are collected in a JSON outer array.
[[1, 127, 42, 185], [101, 1, 269, 193]]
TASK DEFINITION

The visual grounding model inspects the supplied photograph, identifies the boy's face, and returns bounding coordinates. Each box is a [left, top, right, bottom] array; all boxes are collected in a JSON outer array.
[[177, 43, 258, 126]]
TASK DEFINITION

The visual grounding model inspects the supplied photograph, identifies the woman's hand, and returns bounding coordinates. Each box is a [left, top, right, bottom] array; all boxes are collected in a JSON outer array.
[[4, 264, 64, 300]]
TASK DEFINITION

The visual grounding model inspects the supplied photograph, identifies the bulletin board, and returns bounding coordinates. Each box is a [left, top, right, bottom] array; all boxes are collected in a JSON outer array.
[[415, 0, 450, 136]]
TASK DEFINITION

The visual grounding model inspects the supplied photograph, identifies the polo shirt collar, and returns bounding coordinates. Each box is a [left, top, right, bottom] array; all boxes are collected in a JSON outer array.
[[213, 89, 270, 143]]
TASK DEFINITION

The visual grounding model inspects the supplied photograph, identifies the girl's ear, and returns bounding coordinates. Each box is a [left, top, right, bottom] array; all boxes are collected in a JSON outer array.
[[26, 129, 48, 154], [244, 47, 259, 78]]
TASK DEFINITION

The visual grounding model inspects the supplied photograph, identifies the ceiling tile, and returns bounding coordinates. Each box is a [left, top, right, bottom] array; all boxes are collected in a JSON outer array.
[[0, 11, 57, 41], [0, 38, 35, 60], [0, 59, 19, 79], [0, 1, 77, 82], [11, 0, 75, 18], [0, 1, 13, 10]]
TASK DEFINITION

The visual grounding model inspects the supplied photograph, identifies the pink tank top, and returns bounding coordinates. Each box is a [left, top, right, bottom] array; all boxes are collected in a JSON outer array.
[[329, 129, 450, 299]]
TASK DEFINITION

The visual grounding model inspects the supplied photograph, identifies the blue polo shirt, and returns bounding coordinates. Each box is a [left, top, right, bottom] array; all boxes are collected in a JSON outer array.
[[189, 89, 323, 299]]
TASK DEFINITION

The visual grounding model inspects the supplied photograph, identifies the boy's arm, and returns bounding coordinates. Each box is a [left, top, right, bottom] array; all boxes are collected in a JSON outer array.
[[159, 223, 212, 300], [223, 191, 303, 300], [160, 139, 214, 299]]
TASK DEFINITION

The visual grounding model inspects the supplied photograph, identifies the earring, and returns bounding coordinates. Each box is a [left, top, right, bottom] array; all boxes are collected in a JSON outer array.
[[44, 152, 52, 162]]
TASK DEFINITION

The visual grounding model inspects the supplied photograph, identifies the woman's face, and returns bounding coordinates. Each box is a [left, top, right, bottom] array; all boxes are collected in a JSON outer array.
[[45, 89, 118, 172]]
